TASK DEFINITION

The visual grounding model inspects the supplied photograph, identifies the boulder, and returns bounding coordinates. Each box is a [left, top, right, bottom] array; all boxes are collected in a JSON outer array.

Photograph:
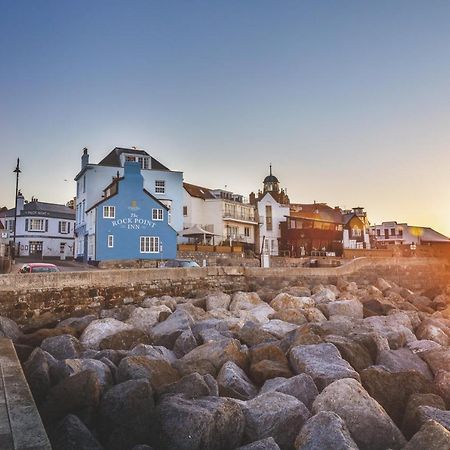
[[416, 318, 450, 346], [302, 308, 328, 323], [99, 305, 135, 321], [63, 358, 113, 389], [403, 421, 450, 450], [149, 309, 194, 349], [173, 328, 198, 357], [323, 299, 363, 320], [238, 322, 278, 347], [237, 304, 276, 325], [57, 315, 97, 334], [129, 344, 177, 364], [323, 335, 373, 373], [294, 411, 358, 450], [174, 338, 248, 377], [159, 372, 218, 398], [117, 356, 180, 392], [312, 288, 336, 304], [239, 392, 310, 450], [360, 366, 436, 426], [156, 395, 245, 450], [50, 414, 103, 450], [376, 278, 392, 292], [236, 437, 280, 450], [270, 293, 315, 311], [401, 393, 446, 439], [18, 326, 77, 347], [376, 348, 433, 380], [260, 374, 318, 410], [126, 306, 172, 332], [229, 291, 265, 312], [41, 334, 84, 360], [0, 316, 22, 341], [411, 405, 450, 432], [205, 292, 231, 311], [289, 343, 360, 391], [99, 329, 151, 350], [80, 319, 133, 350], [435, 370, 450, 407], [217, 361, 258, 400], [419, 348, 450, 375], [142, 295, 178, 311], [361, 297, 397, 317], [312, 378, 406, 450], [269, 309, 308, 325], [282, 286, 312, 297], [23, 348, 53, 404], [407, 339, 442, 354], [98, 379, 155, 450], [40, 370, 102, 426], [261, 320, 299, 339]]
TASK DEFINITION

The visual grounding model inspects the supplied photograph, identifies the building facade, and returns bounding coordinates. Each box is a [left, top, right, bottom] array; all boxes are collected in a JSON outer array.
[[342, 207, 371, 249], [183, 183, 257, 250], [74, 147, 183, 261], [85, 162, 176, 262], [0, 193, 75, 258]]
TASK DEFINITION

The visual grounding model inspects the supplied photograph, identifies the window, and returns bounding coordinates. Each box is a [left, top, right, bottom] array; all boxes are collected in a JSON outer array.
[[140, 236, 160, 253], [183, 206, 188, 216], [103, 206, 115, 219], [28, 219, 46, 232], [265, 205, 273, 231], [138, 157, 149, 169], [82, 200, 85, 221], [152, 209, 164, 221], [244, 227, 250, 237], [376, 229, 381, 236], [59, 242, 65, 253], [59, 221, 70, 234], [390, 228, 396, 236], [155, 180, 165, 194], [6, 219, 14, 232], [83, 175, 86, 193], [352, 227, 362, 237], [398, 229, 403, 237], [108, 235, 114, 248]]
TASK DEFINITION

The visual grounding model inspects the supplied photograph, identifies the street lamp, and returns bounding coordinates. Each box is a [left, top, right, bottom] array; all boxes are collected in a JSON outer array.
[[12, 158, 21, 263]]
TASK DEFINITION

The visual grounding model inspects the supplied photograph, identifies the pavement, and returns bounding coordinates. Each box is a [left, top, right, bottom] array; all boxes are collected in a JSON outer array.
[[12, 257, 99, 273]]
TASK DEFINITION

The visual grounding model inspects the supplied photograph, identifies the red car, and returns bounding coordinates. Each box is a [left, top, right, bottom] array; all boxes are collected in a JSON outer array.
[[18, 263, 60, 273]]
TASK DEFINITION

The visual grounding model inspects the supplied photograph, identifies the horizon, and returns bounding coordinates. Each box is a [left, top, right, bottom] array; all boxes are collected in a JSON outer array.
[[1, 1, 449, 235]]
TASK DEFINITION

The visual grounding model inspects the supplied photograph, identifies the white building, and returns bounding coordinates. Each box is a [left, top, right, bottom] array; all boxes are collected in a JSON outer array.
[[183, 183, 257, 250], [74, 147, 183, 261], [370, 221, 450, 246], [0, 193, 75, 258]]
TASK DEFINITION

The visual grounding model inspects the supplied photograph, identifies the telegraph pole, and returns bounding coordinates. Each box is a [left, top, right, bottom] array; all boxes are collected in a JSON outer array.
[[12, 158, 21, 263]]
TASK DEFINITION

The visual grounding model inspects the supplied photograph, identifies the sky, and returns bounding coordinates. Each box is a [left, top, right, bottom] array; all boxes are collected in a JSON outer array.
[[0, 1, 449, 235]]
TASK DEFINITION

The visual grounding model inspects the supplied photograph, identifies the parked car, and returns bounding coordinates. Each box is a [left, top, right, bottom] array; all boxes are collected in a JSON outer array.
[[18, 263, 60, 273], [161, 259, 200, 268]]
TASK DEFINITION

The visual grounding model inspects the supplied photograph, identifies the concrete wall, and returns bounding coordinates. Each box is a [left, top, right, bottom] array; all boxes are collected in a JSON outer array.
[[0, 257, 449, 325]]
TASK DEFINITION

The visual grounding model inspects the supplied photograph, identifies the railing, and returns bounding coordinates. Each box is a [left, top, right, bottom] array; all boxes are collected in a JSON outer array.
[[223, 213, 256, 222]]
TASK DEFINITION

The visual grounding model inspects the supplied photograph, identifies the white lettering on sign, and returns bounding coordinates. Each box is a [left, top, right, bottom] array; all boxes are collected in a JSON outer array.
[[111, 212, 156, 230]]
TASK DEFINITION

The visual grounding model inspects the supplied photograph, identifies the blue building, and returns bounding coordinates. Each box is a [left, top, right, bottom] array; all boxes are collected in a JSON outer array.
[[85, 162, 177, 262], [74, 147, 183, 261]]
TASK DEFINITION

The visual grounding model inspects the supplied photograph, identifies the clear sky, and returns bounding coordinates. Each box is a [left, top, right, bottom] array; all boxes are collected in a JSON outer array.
[[0, 1, 449, 234]]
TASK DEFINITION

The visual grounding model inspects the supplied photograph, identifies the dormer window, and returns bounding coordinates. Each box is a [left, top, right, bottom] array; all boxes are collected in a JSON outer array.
[[124, 155, 149, 169]]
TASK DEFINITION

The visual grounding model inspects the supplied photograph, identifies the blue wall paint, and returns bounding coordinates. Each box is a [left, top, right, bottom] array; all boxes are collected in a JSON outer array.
[[94, 162, 177, 261]]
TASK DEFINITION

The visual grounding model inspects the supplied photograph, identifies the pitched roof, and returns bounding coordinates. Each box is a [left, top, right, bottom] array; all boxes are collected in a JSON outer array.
[[98, 147, 170, 170], [4, 201, 75, 219], [183, 182, 216, 200], [289, 203, 343, 224]]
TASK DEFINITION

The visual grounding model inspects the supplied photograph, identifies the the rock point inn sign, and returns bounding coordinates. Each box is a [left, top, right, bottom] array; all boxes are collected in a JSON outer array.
[[110, 201, 156, 231]]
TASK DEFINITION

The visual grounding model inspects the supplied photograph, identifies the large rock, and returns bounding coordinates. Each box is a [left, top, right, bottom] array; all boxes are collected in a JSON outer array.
[[239, 392, 310, 450], [50, 414, 103, 450], [205, 292, 231, 311], [401, 393, 446, 438], [173, 328, 198, 357], [289, 343, 360, 391], [40, 370, 102, 426], [294, 411, 358, 450], [130, 344, 177, 364], [126, 306, 172, 332], [269, 309, 308, 325], [149, 309, 194, 349], [419, 348, 450, 375], [360, 366, 436, 426], [174, 338, 248, 377], [312, 288, 336, 304], [238, 322, 278, 347], [156, 395, 245, 450], [230, 291, 265, 312], [18, 326, 77, 347], [57, 315, 97, 334], [236, 438, 280, 450], [117, 356, 180, 392], [99, 329, 151, 350], [411, 405, 450, 432], [260, 374, 318, 410], [435, 369, 450, 407], [323, 299, 363, 320], [63, 358, 113, 389], [403, 421, 450, 450], [249, 343, 292, 385], [41, 334, 84, 360], [0, 316, 22, 341], [312, 378, 406, 450], [416, 318, 450, 346], [261, 320, 299, 339], [24, 348, 54, 404], [217, 361, 258, 400], [80, 319, 133, 350], [98, 379, 155, 450], [159, 372, 218, 398], [376, 347, 433, 380], [237, 304, 276, 325], [270, 293, 315, 311]]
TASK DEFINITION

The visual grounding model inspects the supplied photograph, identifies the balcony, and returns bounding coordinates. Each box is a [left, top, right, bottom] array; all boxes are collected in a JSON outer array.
[[222, 212, 257, 224]]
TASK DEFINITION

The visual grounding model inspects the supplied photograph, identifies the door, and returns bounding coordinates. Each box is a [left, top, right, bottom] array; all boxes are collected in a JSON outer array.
[[29, 241, 43, 256]]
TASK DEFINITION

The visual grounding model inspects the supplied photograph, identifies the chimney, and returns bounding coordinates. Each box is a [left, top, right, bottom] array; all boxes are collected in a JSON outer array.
[[16, 191, 25, 214], [81, 147, 89, 169]]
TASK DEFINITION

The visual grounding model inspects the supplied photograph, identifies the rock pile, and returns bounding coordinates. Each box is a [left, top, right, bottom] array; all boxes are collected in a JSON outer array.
[[3, 277, 449, 449]]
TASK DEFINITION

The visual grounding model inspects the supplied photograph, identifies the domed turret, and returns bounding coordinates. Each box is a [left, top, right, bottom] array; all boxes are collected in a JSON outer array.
[[263, 164, 279, 192]]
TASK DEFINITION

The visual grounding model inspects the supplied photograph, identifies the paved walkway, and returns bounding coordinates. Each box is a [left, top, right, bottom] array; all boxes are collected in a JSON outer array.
[[0, 339, 51, 449]]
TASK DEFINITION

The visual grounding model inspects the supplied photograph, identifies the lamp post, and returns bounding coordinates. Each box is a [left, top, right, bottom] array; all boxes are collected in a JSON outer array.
[[12, 158, 21, 263]]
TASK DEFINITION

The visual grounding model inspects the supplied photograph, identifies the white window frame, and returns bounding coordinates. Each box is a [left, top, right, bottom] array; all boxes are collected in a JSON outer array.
[[140, 236, 160, 253], [29, 219, 45, 232], [60, 221, 68, 234], [155, 180, 165, 194], [152, 208, 164, 221], [107, 235, 114, 248], [103, 206, 115, 219]]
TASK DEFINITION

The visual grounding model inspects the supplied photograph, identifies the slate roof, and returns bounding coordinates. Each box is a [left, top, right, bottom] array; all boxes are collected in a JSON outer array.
[[288, 203, 343, 224], [4, 201, 75, 220], [183, 182, 216, 200], [98, 147, 170, 170]]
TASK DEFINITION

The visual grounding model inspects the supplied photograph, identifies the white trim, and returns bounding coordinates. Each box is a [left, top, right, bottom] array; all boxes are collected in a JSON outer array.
[[103, 205, 115, 219], [107, 235, 114, 248], [152, 208, 164, 221], [140, 236, 160, 253]]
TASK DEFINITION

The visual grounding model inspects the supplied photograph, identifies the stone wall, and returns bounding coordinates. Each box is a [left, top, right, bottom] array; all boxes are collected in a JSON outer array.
[[0, 257, 449, 326]]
